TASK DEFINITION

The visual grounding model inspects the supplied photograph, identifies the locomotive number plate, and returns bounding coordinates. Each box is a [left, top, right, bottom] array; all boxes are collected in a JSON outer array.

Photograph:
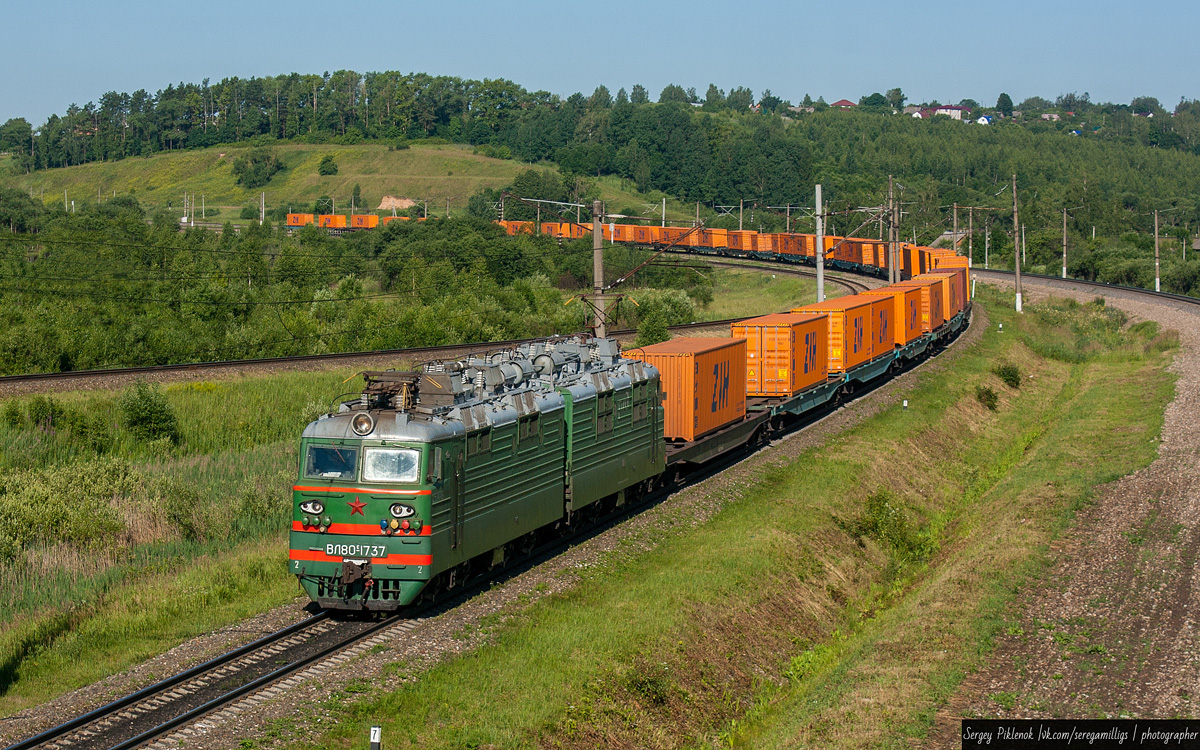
[[326, 544, 387, 559]]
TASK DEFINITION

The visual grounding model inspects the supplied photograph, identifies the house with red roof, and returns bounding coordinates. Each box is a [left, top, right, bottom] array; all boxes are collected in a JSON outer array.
[[831, 99, 857, 108]]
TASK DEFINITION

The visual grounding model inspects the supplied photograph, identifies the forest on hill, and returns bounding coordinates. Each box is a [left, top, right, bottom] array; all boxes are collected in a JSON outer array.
[[2, 70, 1199, 235]]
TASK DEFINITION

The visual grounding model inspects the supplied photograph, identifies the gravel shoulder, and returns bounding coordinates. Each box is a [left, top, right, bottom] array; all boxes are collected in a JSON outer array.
[[0, 297, 980, 750], [926, 275, 1200, 746]]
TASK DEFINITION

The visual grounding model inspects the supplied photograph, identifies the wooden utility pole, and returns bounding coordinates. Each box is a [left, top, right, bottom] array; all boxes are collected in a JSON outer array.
[[968, 207, 974, 267], [593, 199, 606, 337], [1155, 209, 1161, 292], [695, 202, 700, 227], [1013, 174, 1023, 312], [815, 184, 825, 301], [888, 176, 896, 283], [953, 203, 959, 254], [1062, 208, 1068, 279], [985, 216, 990, 269]]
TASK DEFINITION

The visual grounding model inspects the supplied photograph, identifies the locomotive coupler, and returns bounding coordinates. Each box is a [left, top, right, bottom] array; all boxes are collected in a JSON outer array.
[[341, 560, 373, 589]]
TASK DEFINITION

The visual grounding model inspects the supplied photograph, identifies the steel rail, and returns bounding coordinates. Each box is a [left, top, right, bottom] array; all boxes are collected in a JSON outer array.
[[1, 613, 330, 750], [973, 269, 1200, 307]]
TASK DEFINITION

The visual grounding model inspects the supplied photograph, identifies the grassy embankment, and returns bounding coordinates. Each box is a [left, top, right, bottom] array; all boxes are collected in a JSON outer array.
[[0, 267, 788, 717], [0, 143, 702, 227], [280, 287, 1175, 750]]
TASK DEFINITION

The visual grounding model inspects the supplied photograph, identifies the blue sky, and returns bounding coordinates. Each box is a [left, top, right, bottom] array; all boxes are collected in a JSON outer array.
[[3, 0, 1196, 125]]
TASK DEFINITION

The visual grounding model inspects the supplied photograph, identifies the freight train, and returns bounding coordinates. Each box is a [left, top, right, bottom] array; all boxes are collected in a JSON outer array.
[[288, 222, 971, 611]]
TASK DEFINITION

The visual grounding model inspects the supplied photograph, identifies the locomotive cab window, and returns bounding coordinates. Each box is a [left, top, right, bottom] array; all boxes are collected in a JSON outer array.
[[363, 447, 421, 483], [304, 445, 358, 480]]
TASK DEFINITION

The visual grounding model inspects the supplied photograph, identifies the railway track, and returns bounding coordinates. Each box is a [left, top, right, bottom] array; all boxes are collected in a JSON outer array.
[[694, 257, 878, 294], [0, 613, 429, 750], [1, 612, 452, 750], [0, 262, 868, 393], [972, 269, 1200, 310]]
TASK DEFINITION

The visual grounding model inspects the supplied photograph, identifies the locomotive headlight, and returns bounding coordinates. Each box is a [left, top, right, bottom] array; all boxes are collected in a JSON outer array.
[[411, 519, 422, 532], [389, 518, 400, 530], [321, 515, 331, 528], [299, 500, 324, 515], [351, 413, 375, 435], [389, 503, 415, 519], [302, 515, 311, 526]]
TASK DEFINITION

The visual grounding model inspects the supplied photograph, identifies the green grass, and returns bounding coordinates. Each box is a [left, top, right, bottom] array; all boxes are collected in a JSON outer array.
[[1, 142, 551, 212], [695, 267, 846, 321], [284, 286, 1175, 749], [0, 539, 297, 715]]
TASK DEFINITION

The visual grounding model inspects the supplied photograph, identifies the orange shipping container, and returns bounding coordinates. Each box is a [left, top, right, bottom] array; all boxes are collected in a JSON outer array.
[[659, 226, 688, 245], [791, 295, 875, 372], [318, 215, 347, 229], [756, 233, 781, 254], [893, 278, 945, 331], [727, 230, 757, 253], [916, 271, 963, 318], [630, 225, 658, 244], [286, 213, 314, 227], [867, 296, 895, 354], [730, 313, 828, 396], [861, 286, 924, 346], [695, 228, 728, 250], [933, 256, 971, 299], [626, 338, 746, 442], [350, 214, 379, 229]]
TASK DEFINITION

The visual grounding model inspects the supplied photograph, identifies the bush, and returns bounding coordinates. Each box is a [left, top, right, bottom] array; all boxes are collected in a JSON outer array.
[[993, 362, 1021, 389], [118, 382, 181, 444], [231, 148, 283, 189], [27, 396, 65, 429], [976, 385, 999, 411], [2, 401, 21, 428], [317, 154, 338, 176], [240, 204, 259, 220], [849, 490, 935, 562], [634, 308, 670, 348]]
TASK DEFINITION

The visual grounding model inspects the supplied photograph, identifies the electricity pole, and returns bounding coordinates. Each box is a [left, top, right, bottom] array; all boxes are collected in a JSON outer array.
[[593, 199, 606, 337], [985, 216, 990, 269], [1155, 209, 1161, 292], [1062, 208, 1068, 279], [739, 199, 743, 231], [1013, 174, 1022, 313], [953, 203, 959, 254], [888, 176, 897, 283], [815, 184, 825, 301], [968, 207, 974, 267]]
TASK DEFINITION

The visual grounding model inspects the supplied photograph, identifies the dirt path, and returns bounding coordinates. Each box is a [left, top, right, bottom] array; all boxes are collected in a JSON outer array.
[[926, 276, 1200, 746]]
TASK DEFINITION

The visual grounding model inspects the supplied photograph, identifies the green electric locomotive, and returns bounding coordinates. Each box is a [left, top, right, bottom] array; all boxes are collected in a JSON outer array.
[[289, 337, 664, 610]]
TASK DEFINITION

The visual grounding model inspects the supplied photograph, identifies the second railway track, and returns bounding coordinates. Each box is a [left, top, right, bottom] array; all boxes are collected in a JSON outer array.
[[3, 612, 436, 750], [0, 261, 871, 395]]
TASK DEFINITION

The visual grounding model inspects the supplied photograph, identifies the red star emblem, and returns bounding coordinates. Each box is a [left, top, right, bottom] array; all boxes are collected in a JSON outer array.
[[348, 496, 367, 516]]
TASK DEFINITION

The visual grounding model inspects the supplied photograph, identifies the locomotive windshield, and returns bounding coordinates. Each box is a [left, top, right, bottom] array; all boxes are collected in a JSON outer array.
[[362, 447, 421, 483], [304, 445, 358, 480]]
